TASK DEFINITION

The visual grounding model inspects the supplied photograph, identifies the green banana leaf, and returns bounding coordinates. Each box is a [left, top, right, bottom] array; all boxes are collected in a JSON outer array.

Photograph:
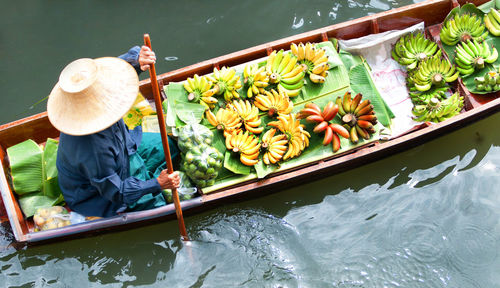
[[164, 83, 206, 126], [18, 194, 63, 218], [7, 140, 43, 194], [349, 63, 394, 126], [7, 138, 64, 217], [42, 138, 62, 199], [478, 0, 496, 13], [224, 151, 252, 175], [443, 3, 485, 23]]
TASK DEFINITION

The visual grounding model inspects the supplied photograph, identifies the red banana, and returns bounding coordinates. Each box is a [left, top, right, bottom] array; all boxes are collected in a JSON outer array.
[[329, 123, 350, 139]]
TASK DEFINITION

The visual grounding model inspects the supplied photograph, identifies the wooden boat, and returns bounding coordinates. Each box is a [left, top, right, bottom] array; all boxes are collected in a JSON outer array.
[[1, 0, 499, 245]]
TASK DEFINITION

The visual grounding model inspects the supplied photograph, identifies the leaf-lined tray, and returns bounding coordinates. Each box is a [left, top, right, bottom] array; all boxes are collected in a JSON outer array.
[[162, 44, 390, 194]]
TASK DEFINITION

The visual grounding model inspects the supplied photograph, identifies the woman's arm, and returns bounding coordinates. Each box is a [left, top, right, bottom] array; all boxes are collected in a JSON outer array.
[[118, 46, 156, 74]]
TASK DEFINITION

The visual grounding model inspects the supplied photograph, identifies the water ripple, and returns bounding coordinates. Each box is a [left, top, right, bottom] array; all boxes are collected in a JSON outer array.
[[397, 221, 449, 263], [448, 224, 498, 270]]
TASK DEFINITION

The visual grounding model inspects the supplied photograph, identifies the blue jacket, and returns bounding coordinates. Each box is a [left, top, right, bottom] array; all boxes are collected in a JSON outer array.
[[56, 46, 162, 217]]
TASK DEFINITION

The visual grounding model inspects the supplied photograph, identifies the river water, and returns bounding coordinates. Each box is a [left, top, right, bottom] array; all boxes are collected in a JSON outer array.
[[1, 1, 500, 287]]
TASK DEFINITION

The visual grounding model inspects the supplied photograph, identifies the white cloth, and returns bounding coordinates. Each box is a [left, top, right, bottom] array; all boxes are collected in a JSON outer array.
[[338, 22, 425, 138]]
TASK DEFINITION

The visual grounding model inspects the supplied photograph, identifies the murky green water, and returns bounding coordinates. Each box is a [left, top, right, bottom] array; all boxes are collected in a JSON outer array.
[[2, 1, 500, 287]]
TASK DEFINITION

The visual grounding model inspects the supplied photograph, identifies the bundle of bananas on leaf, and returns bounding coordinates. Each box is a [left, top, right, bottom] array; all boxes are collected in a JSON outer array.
[[266, 49, 305, 97], [290, 42, 330, 83], [474, 70, 500, 92], [229, 99, 264, 134], [268, 114, 310, 160], [484, 8, 500, 36], [254, 89, 293, 117], [409, 86, 449, 105], [260, 128, 289, 165], [412, 93, 464, 122], [205, 66, 242, 102], [409, 57, 459, 91], [440, 13, 488, 46], [297, 102, 349, 152], [336, 92, 378, 144], [392, 32, 442, 70], [183, 74, 218, 109], [243, 63, 269, 98], [454, 39, 498, 76], [205, 107, 242, 137], [225, 130, 261, 166]]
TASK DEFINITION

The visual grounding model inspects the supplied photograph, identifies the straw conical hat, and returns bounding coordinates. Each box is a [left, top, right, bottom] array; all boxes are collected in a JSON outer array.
[[47, 57, 139, 136]]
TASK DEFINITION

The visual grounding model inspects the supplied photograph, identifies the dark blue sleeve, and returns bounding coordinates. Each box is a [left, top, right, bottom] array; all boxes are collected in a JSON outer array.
[[83, 134, 161, 205], [118, 46, 142, 75]]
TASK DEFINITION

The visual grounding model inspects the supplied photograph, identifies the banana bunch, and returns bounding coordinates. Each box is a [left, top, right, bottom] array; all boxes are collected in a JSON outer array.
[[254, 89, 293, 117], [391, 32, 441, 70], [260, 128, 288, 165], [484, 8, 500, 36], [474, 70, 500, 92], [298, 102, 349, 152], [454, 39, 498, 76], [229, 99, 264, 134], [225, 130, 261, 166], [266, 49, 305, 97], [243, 63, 269, 98], [290, 42, 330, 83], [412, 93, 464, 122], [440, 13, 488, 46], [409, 86, 449, 105], [205, 108, 242, 137], [410, 57, 459, 91], [183, 74, 218, 110], [268, 114, 310, 160], [336, 92, 378, 144], [206, 66, 243, 102]]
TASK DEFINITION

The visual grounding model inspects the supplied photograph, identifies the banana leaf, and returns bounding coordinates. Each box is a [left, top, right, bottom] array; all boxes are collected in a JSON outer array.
[[349, 63, 394, 126], [42, 138, 62, 199], [478, 0, 496, 13], [18, 194, 63, 218], [299, 42, 350, 102], [224, 151, 252, 175], [443, 3, 485, 23], [7, 138, 64, 217], [164, 83, 207, 126], [6, 139, 43, 194]]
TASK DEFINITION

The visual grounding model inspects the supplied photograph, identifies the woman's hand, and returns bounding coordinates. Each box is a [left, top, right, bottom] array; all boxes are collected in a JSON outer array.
[[138, 45, 156, 71], [157, 170, 180, 190]]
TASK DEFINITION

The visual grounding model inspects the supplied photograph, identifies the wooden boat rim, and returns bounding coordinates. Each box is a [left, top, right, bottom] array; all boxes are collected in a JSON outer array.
[[1, 0, 498, 244]]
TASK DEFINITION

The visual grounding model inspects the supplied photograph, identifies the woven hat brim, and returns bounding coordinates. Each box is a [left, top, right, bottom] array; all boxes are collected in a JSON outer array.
[[47, 57, 139, 136]]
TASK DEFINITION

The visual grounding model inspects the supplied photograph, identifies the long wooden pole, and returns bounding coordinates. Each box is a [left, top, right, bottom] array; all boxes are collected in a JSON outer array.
[[143, 34, 189, 241]]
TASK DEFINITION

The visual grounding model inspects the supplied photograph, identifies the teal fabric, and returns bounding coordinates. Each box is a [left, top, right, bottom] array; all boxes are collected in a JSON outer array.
[[127, 133, 179, 212]]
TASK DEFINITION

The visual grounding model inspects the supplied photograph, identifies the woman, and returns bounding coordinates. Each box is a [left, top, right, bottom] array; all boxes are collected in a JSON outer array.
[[48, 45, 180, 217]]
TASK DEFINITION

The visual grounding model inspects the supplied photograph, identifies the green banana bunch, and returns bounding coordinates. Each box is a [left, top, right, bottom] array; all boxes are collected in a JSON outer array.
[[410, 57, 459, 91], [183, 74, 217, 110], [409, 85, 449, 105], [440, 13, 488, 46], [412, 92, 464, 123], [206, 66, 243, 102], [484, 8, 500, 37], [392, 32, 442, 70], [266, 49, 305, 97], [474, 70, 500, 92], [243, 63, 269, 98], [454, 39, 498, 76], [290, 42, 330, 83]]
